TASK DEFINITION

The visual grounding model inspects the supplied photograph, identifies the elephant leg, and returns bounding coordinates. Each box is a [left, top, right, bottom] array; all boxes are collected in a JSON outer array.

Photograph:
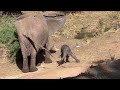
[[22, 58, 29, 73], [66, 55, 70, 63], [19, 41, 29, 73], [57, 53, 65, 66], [29, 47, 38, 72], [44, 41, 52, 63], [22, 55, 29, 73], [70, 53, 80, 63]]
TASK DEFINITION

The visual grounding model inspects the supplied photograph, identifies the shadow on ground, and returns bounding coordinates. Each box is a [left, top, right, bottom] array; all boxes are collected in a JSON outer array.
[[65, 58, 120, 79]]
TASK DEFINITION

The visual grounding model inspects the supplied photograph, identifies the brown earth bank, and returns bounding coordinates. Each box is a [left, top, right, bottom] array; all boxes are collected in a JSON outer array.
[[65, 58, 120, 79], [0, 30, 120, 79]]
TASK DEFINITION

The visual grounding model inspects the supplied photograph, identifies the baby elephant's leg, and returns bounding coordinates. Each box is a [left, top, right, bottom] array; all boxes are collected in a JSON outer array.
[[70, 53, 80, 63], [57, 53, 66, 66], [65, 55, 70, 63]]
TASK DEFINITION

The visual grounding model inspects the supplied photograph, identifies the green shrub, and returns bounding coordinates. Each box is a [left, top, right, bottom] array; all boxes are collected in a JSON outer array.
[[0, 15, 20, 63]]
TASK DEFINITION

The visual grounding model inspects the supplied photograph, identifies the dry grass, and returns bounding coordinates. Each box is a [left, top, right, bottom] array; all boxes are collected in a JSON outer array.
[[57, 11, 120, 39], [0, 43, 10, 63]]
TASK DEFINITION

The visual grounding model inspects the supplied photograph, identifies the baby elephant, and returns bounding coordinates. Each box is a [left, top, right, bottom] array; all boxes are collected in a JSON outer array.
[[57, 44, 80, 66]]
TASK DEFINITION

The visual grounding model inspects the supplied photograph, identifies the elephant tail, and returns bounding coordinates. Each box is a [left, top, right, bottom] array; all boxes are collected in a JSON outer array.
[[22, 34, 53, 57]]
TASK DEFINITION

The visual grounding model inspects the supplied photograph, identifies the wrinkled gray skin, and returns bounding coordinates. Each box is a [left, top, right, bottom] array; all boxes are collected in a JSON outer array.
[[15, 13, 66, 73], [57, 44, 80, 66]]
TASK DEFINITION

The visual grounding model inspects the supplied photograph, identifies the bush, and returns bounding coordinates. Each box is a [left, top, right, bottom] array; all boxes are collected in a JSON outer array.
[[0, 15, 20, 63]]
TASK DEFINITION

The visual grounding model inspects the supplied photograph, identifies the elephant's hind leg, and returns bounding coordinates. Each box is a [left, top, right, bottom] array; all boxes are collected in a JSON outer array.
[[44, 41, 52, 63], [29, 47, 38, 72], [70, 52, 80, 63], [19, 41, 29, 73], [22, 57, 29, 73]]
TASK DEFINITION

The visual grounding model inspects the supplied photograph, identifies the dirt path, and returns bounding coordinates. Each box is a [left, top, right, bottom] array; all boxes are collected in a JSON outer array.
[[0, 31, 120, 79], [0, 62, 90, 79]]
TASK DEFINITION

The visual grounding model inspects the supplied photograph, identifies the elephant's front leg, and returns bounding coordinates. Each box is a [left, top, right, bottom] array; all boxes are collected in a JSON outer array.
[[44, 41, 52, 63], [30, 47, 38, 72]]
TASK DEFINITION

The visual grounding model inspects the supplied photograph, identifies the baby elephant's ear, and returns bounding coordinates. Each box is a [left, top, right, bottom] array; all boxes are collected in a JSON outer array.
[[44, 13, 66, 36]]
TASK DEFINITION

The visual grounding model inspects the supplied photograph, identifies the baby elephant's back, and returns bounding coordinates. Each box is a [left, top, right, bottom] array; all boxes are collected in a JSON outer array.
[[61, 44, 71, 54]]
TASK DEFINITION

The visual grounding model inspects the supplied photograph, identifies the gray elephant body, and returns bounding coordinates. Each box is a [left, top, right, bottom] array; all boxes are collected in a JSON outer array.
[[57, 44, 80, 66], [15, 13, 66, 73]]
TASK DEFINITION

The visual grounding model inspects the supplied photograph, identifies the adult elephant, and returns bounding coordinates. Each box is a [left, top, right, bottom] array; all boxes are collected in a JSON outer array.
[[15, 12, 66, 73]]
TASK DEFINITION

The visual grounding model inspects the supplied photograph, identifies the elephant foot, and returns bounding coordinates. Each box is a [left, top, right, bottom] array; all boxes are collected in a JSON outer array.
[[22, 68, 29, 73], [29, 67, 38, 72], [57, 60, 65, 66], [65, 60, 70, 63], [44, 58, 52, 63]]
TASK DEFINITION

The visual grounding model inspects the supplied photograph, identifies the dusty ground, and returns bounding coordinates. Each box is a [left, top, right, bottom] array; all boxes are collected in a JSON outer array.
[[0, 30, 120, 79]]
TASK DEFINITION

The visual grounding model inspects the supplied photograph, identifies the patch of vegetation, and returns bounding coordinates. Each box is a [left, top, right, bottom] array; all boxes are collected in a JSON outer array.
[[0, 15, 21, 63]]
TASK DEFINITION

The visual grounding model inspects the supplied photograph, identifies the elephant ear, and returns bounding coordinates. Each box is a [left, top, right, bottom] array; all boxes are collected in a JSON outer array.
[[44, 14, 66, 36]]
